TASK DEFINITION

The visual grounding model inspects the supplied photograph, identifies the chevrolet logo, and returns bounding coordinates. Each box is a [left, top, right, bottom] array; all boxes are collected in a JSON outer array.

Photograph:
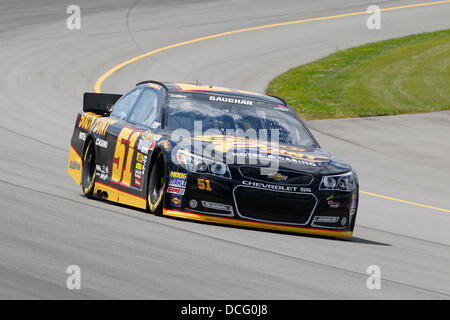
[[267, 173, 288, 181]]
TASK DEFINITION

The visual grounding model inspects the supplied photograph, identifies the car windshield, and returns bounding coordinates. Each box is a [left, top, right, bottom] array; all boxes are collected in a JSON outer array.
[[166, 92, 317, 147]]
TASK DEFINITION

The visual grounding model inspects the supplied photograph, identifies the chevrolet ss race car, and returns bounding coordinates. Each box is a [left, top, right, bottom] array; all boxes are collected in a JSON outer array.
[[68, 81, 359, 237]]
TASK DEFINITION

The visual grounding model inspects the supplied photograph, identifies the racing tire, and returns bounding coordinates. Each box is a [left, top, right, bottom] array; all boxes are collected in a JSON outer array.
[[81, 139, 96, 198], [148, 152, 165, 216]]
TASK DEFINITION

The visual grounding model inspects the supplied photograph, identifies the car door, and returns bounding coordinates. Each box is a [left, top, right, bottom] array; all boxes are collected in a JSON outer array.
[[97, 87, 141, 187], [124, 86, 164, 191]]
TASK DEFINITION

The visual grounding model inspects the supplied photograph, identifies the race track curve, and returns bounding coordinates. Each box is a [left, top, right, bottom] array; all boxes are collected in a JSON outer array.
[[0, 0, 449, 299]]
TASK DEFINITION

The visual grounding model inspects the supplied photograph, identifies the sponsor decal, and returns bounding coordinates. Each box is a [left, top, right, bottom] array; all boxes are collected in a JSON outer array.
[[350, 193, 358, 216], [142, 131, 155, 141], [234, 153, 318, 166], [78, 132, 86, 141], [168, 178, 187, 188], [135, 178, 141, 187], [169, 171, 188, 180], [95, 138, 108, 149], [328, 200, 341, 208], [326, 195, 334, 201], [149, 140, 156, 151], [78, 113, 117, 136], [95, 164, 108, 180], [135, 170, 142, 180], [151, 122, 160, 129], [201, 201, 233, 213], [136, 152, 144, 163], [134, 166, 142, 186], [171, 194, 182, 207], [209, 96, 253, 106], [137, 139, 151, 154], [69, 161, 80, 170], [136, 163, 142, 170], [167, 187, 185, 195], [95, 164, 108, 174], [192, 135, 328, 165], [314, 216, 339, 223]]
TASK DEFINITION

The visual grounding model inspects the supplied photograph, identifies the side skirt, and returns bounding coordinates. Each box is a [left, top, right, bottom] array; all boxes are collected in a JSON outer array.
[[94, 181, 147, 209]]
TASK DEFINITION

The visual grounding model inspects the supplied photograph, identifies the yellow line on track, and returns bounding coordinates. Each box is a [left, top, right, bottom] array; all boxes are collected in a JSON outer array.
[[360, 191, 450, 213], [94, 0, 450, 93], [94, 0, 450, 214]]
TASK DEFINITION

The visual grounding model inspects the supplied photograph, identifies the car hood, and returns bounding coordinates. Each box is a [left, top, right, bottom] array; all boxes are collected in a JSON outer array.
[[177, 134, 352, 175]]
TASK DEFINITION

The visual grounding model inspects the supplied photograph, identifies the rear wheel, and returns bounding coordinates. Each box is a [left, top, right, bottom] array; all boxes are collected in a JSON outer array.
[[81, 139, 96, 198], [148, 153, 165, 215]]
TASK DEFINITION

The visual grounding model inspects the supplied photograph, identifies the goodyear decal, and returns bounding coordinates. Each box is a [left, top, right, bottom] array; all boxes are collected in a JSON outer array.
[[78, 113, 117, 136]]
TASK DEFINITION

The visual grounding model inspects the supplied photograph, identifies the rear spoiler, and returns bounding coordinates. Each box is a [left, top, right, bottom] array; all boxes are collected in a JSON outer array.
[[83, 92, 122, 115]]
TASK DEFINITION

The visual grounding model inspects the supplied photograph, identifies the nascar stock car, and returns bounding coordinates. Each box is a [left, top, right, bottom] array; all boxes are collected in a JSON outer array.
[[68, 81, 359, 237]]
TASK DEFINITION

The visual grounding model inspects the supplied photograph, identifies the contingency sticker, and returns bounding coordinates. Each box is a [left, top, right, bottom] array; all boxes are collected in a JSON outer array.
[[171, 194, 182, 207]]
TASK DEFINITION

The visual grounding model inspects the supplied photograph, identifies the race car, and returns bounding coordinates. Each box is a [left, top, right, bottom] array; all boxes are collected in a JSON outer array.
[[68, 80, 359, 238]]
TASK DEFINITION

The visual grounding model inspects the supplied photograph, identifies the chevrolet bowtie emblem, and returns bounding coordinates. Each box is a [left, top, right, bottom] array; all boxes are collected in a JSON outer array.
[[267, 173, 288, 181]]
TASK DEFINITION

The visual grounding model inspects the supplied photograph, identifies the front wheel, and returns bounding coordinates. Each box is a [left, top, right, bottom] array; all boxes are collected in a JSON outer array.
[[81, 139, 96, 198], [148, 153, 166, 215]]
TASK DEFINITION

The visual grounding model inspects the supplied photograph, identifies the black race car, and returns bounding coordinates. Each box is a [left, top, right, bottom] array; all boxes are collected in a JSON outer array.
[[68, 81, 359, 237]]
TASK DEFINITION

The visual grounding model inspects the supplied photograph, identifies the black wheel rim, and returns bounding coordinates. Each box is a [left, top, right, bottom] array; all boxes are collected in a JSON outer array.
[[82, 143, 95, 190], [149, 156, 164, 204]]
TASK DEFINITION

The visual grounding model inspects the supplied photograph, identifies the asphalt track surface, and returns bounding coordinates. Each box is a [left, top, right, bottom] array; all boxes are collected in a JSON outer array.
[[0, 0, 449, 299]]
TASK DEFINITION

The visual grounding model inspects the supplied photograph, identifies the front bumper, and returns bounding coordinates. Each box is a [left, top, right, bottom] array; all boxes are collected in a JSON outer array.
[[163, 167, 358, 238], [163, 209, 353, 238]]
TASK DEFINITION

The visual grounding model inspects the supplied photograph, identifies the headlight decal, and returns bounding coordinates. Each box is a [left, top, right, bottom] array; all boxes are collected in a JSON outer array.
[[176, 149, 231, 179], [319, 172, 354, 192]]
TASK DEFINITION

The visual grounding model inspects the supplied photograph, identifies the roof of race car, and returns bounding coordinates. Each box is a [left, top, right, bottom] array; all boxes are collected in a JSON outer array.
[[136, 80, 286, 105]]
